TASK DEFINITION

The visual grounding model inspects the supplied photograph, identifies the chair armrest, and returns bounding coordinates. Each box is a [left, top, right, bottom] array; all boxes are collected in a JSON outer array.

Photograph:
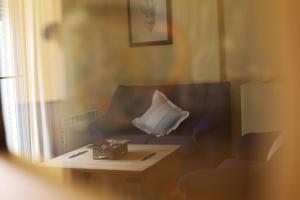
[[235, 132, 279, 161], [178, 160, 266, 199], [178, 169, 254, 199]]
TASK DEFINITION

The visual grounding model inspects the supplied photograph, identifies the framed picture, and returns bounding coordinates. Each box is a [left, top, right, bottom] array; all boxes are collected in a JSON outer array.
[[127, 0, 173, 47]]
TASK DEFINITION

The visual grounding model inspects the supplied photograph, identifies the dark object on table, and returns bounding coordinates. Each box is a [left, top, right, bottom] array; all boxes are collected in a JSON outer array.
[[141, 152, 156, 161], [89, 82, 231, 174], [89, 139, 129, 160], [69, 151, 88, 159]]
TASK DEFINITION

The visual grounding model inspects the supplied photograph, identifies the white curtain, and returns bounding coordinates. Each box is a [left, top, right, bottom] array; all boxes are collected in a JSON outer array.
[[0, 0, 18, 155], [6, 0, 64, 162]]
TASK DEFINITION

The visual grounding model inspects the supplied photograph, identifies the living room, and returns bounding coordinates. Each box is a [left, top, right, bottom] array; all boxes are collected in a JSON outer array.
[[0, 0, 299, 200]]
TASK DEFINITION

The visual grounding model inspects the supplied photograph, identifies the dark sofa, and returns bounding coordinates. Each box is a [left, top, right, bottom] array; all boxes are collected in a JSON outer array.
[[89, 82, 232, 174]]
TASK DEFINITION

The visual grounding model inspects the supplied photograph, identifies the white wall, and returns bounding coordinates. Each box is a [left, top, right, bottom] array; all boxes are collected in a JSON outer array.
[[223, 0, 280, 138]]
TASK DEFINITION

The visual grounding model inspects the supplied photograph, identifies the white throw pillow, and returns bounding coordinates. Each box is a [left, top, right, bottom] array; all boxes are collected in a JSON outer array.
[[132, 90, 189, 137]]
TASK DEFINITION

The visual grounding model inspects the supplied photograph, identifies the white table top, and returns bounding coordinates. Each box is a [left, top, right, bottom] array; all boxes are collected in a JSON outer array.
[[43, 144, 181, 173]]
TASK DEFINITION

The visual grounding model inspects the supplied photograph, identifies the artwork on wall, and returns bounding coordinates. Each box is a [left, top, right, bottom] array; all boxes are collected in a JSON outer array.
[[127, 0, 173, 47]]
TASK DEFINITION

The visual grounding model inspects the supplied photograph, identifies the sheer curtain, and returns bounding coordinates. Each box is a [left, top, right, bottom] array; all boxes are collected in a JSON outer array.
[[0, 0, 19, 155], [1, 0, 64, 162]]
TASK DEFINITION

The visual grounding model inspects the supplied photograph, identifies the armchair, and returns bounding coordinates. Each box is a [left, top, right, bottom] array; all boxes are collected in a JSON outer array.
[[178, 132, 279, 200]]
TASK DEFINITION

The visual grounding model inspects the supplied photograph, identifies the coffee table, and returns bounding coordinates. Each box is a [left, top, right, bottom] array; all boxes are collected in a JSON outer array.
[[43, 144, 181, 200]]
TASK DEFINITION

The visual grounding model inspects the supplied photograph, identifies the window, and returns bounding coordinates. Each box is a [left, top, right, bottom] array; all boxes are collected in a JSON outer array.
[[0, 0, 19, 155], [0, 0, 65, 161]]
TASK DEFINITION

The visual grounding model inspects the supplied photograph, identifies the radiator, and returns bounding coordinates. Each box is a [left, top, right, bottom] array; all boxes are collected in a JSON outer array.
[[61, 110, 98, 154]]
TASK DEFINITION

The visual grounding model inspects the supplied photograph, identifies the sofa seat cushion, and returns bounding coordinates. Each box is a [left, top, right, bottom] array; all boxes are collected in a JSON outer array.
[[107, 132, 153, 144], [147, 134, 197, 156]]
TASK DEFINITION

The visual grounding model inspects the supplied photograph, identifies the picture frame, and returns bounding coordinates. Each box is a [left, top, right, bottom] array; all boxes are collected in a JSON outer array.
[[127, 0, 173, 47]]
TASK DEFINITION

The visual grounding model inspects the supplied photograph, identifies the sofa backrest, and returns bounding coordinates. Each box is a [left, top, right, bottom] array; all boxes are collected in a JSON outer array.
[[106, 82, 231, 130]]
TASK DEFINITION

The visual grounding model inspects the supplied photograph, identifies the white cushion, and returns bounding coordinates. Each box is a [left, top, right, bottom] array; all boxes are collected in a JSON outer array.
[[132, 90, 189, 137]]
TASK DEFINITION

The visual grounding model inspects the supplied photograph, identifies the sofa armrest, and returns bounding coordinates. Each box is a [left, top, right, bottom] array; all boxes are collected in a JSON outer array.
[[88, 120, 106, 142], [235, 132, 279, 161], [88, 112, 136, 143], [191, 115, 215, 145], [191, 115, 232, 167]]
